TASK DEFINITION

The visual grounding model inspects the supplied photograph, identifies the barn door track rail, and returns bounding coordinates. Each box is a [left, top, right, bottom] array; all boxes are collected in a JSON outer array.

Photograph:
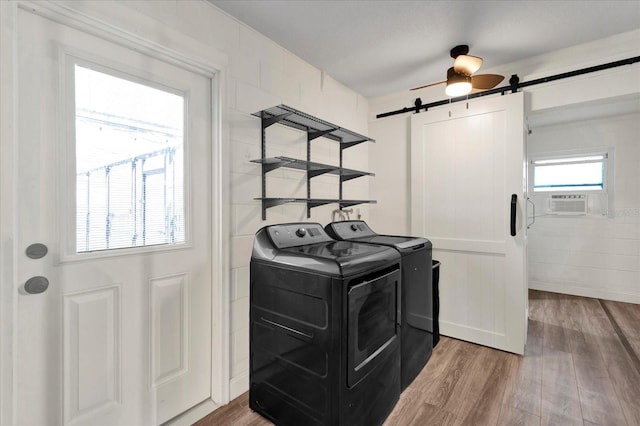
[[376, 56, 640, 119]]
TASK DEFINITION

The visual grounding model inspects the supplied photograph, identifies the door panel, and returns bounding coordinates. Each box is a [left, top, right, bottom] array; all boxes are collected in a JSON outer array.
[[410, 93, 526, 354], [17, 9, 212, 425]]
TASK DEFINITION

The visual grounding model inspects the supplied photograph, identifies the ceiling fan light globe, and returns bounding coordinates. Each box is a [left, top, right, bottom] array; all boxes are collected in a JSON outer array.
[[445, 81, 472, 96]]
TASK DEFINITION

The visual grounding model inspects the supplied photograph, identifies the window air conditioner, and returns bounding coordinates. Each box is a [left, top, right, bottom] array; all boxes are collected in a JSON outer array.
[[548, 194, 587, 215]]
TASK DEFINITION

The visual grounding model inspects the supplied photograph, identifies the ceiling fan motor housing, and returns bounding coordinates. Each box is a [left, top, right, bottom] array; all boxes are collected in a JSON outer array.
[[450, 44, 470, 59]]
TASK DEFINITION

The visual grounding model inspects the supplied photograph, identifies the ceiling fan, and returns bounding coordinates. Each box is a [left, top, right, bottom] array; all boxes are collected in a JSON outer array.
[[411, 45, 504, 96]]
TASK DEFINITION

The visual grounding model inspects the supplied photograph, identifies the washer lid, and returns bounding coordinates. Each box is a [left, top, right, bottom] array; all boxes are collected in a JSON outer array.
[[252, 223, 400, 276], [275, 240, 399, 277], [282, 240, 390, 260]]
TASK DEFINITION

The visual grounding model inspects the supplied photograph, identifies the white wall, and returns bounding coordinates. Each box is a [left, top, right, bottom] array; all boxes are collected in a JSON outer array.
[[3, 0, 371, 404], [369, 116, 411, 234], [368, 30, 640, 237], [527, 111, 640, 303]]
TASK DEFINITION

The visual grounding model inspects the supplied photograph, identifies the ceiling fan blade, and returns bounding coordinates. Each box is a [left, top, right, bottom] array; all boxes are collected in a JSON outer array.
[[410, 80, 446, 91], [471, 74, 505, 90], [454, 55, 483, 75]]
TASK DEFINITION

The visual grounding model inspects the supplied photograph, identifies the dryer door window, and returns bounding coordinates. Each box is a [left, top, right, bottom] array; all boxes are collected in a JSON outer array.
[[347, 266, 400, 387]]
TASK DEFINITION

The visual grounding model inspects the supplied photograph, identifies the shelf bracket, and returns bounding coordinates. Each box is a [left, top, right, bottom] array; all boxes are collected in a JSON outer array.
[[309, 168, 335, 178], [341, 139, 369, 150], [339, 200, 377, 210], [262, 112, 293, 129], [261, 160, 292, 173], [308, 128, 336, 141], [308, 199, 335, 209], [340, 174, 363, 182]]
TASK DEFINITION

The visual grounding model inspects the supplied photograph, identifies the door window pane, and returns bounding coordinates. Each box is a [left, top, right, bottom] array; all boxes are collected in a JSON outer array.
[[74, 65, 185, 252]]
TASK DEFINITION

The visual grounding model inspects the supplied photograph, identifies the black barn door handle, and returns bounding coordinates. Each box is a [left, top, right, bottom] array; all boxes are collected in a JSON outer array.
[[510, 194, 517, 236]]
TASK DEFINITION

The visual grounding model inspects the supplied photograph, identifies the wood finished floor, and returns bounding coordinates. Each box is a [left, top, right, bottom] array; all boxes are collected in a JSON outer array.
[[194, 290, 640, 426]]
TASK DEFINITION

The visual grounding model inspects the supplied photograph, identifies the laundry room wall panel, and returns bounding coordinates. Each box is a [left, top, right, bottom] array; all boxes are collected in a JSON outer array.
[[260, 66, 300, 104], [528, 245, 639, 272], [342, 140, 370, 171], [267, 174, 307, 198], [230, 173, 260, 205], [342, 179, 372, 202], [235, 80, 281, 115], [232, 204, 292, 237], [229, 55, 260, 90], [369, 115, 411, 235], [230, 296, 249, 333], [229, 296, 249, 384], [309, 135, 341, 165], [231, 235, 255, 270], [230, 141, 261, 176], [229, 266, 249, 382], [231, 267, 250, 301], [311, 79, 369, 137], [227, 108, 261, 146], [310, 179, 339, 200], [238, 23, 281, 67], [230, 326, 249, 377]]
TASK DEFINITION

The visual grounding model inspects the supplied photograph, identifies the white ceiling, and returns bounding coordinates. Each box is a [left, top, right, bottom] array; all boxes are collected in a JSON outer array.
[[210, 0, 640, 98]]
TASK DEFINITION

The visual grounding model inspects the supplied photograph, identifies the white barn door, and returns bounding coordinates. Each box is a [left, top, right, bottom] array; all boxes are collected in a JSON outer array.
[[410, 93, 527, 354], [15, 8, 214, 425]]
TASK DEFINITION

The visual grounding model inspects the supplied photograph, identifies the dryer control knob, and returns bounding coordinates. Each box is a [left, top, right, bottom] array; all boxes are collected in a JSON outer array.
[[296, 228, 307, 237], [350, 224, 358, 231]]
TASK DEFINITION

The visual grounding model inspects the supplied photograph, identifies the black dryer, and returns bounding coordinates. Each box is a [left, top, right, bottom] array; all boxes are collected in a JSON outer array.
[[325, 220, 437, 391]]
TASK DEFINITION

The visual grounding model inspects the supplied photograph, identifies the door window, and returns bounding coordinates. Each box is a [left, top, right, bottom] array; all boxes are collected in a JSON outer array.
[[74, 65, 185, 252], [357, 289, 395, 352]]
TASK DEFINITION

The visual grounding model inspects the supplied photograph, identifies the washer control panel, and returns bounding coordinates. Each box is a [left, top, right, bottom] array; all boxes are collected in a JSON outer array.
[[326, 220, 376, 238], [267, 223, 333, 248]]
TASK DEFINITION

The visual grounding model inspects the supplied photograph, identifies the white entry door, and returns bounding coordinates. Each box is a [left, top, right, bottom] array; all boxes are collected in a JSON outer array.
[[16, 9, 213, 425], [410, 93, 527, 354]]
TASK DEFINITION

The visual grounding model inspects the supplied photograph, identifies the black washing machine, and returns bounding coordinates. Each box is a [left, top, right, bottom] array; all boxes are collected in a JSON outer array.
[[325, 220, 436, 391], [250, 222, 402, 426]]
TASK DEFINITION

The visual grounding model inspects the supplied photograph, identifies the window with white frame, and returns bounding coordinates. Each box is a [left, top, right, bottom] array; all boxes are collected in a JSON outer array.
[[531, 153, 608, 193]]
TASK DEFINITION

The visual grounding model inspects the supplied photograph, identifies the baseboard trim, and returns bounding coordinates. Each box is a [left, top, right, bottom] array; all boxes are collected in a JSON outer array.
[[529, 281, 640, 304], [162, 399, 219, 426], [230, 372, 249, 400]]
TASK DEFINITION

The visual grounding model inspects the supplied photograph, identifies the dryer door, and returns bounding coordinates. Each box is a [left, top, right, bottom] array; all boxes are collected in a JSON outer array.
[[346, 266, 400, 387]]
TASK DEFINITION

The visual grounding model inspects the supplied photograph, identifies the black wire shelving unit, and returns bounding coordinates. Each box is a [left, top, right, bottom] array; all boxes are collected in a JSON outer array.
[[252, 105, 376, 220]]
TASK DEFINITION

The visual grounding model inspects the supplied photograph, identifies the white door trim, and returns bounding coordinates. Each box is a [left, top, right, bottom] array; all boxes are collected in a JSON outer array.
[[0, 2, 231, 423], [0, 1, 18, 423]]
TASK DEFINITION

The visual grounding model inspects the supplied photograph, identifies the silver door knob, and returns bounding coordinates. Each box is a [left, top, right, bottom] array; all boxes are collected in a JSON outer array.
[[24, 276, 49, 294], [25, 243, 48, 259]]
